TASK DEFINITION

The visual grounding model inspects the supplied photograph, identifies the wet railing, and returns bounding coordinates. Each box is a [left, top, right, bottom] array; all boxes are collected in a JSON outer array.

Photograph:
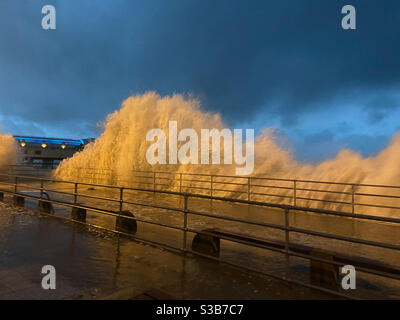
[[2, 164, 56, 178], [35, 166, 400, 217], [5, 165, 400, 217], [0, 171, 399, 300]]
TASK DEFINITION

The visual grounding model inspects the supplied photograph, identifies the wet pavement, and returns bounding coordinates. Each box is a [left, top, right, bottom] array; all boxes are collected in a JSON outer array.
[[0, 202, 338, 300]]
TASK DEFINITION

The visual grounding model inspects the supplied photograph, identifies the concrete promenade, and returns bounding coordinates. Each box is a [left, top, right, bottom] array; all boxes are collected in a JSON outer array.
[[0, 203, 333, 300]]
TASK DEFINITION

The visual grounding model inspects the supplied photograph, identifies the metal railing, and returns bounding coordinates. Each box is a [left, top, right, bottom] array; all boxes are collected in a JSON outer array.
[[6, 164, 400, 217], [37, 167, 400, 217], [2, 164, 55, 178], [0, 171, 399, 299]]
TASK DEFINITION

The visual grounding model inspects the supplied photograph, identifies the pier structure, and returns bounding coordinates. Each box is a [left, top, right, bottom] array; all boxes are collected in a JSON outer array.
[[13, 135, 94, 168]]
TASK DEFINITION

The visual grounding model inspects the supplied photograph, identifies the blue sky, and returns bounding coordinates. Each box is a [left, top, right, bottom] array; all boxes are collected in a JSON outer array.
[[0, 0, 399, 162]]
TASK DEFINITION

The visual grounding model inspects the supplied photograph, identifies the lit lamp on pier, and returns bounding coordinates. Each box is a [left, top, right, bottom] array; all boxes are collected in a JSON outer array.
[[41, 141, 47, 149], [20, 139, 26, 148], [61, 142, 66, 149]]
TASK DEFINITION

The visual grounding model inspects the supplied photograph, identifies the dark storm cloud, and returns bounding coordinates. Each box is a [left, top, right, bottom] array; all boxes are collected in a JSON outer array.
[[363, 95, 399, 124], [293, 130, 391, 163], [0, 0, 399, 138]]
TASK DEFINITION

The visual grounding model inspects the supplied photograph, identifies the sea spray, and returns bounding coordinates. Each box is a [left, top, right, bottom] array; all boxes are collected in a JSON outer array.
[[55, 92, 400, 217], [0, 132, 17, 168]]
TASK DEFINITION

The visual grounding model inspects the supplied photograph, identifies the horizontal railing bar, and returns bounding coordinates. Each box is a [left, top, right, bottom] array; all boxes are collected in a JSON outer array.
[[211, 188, 247, 194], [181, 179, 211, 185], [156, 176, 176, 181], [251, 184, 293, 190], [0, 173, 76, 185], [290, 205, 400, 223], [250, 191, 293, 199], [212, 181, 248, 187], [131, 175, 154, 180], [181, 178, 211, 183], [112, 180, 152, 186], [289, 226, 400, 251], [0, 181, 21, 187], [0, 182, 14, 187], [296, 179, 400, 189], [12, 184, 42, 191], [355, 192, 400, 199], [182, 185, 212, 192], [186, 229, 400, 280], [71, 192, 120, 203], [187, 209, 286, 230], [154, 182, 175, 188], [186, 228, 287, 254], [287, 250, 400, 281], [296, 187, 352, 195], [37, 188, 76, 197], [354, 202, 400, 211], [122, 199, 184, 213], [295, 196, 352, 206]]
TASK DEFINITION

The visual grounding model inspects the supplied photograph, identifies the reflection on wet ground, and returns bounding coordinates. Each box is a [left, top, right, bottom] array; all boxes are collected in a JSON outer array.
[[0, 203, 335, 300]]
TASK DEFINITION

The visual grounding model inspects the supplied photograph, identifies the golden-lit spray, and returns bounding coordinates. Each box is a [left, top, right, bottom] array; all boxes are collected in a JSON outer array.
[[48, 92, 400, 217], [0, 132, 17, 168]]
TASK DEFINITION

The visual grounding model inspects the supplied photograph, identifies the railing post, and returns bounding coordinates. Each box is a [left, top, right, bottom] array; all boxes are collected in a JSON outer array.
[[40, 179, 44, 199], [183, 194, 188, 251], [351, 184, 355, 215], [247, 177, 251, 201], [293, 180, 297, 206], [74, 182, 78, 204], [180, 173, 182, 193], [14, 176, 18, 193], [119, 187, 124, 212], [210, 175, 213, 198], [153, 172, 156, 193], [284, 207, 291, 281]]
